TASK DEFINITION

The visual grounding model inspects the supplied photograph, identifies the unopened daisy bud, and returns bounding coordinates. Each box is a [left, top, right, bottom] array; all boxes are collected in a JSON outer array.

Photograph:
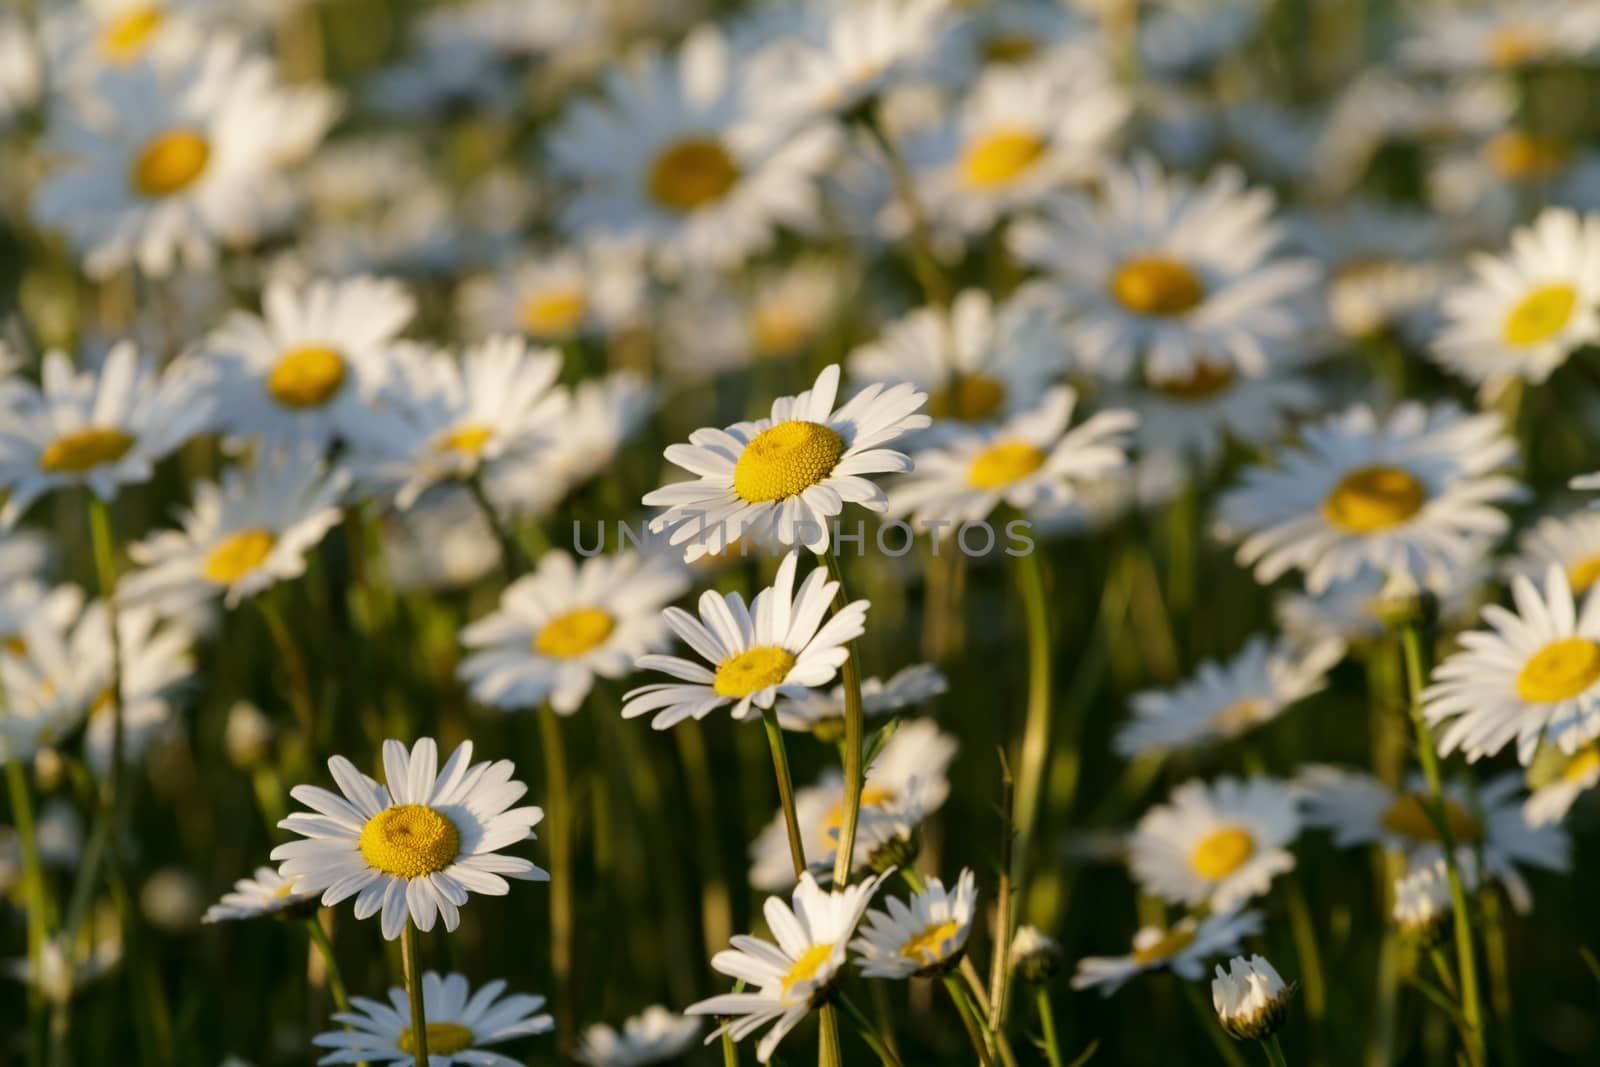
[[224, 700, 274, 768], [1211, 954, 1294, 1041], [1010, 924, 1062, 982]]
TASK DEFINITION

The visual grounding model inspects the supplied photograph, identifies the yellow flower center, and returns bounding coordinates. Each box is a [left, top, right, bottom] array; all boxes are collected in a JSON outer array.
[[534, 607, 616, 659], [980, 34, 1038, 64], [1380, 794, 1480, 843], [1502, 283, 1577, 347], [713, 645, 797, 698], [820, 784, 898, 847], [1488, 25, 1546, 67], [130, 129, 210, 198], [1485, 131, 1571, 181], [967, 440, 1045, 490], [961, 129, 1048, 189], [901, 920, 962, 965], [1568, 554, 1600, 593], [1517, 637, 1600, 703], [1211, 696, 1268, 735], [1152, 361, 1234, 400], [100, 5, 164, 60], [1131, 924, 1196, 965], [1111, 256, 1205, 317], [520, 288, 586, 338], [929, 375, 1006, 421], [647, 137, 740, 212], [1563, 748, 1600, 782], [39, 427, 135, 473], [1189, 826, 1255, 880], [1321, 465, 1426, 533], [271, 880, 298, 899], [2, 633, 26, 656], [781, 942, 836, 997], [732, 420, 845, 503], [358, 804, 460, 878], [752, 306, 815, 357], [266, 345, 348, 409], [435, 424, 494, 457], [399, 1022, 475, 1056], [202, 528, 277, 584]]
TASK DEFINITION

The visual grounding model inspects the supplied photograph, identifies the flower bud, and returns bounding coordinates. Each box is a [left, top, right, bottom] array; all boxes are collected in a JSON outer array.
[[1211, 954, 1294, 1041], [1010, 924, 1062, 983]]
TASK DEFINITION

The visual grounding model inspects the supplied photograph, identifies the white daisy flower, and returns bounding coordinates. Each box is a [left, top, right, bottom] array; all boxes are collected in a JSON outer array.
[[271, 738, 548, 941], [1216, 402, 1521, 595], [887, 387, 1135, 528], [1401, 1, 1600, 72], [774, 662, 947, 736], [119, 451, 346, 614], [83, 604, 195, 774], [574, 1006, 703, 1067], [41, 0, 207, 84], [936, 0, 1088, 78], [202, 866, 319, 923], [378, 487, 501, 595], [0, 585, 101, 762], [1009, 156, 1319, 383], [1211, 954, 1292, 1041], [1274, 559, 1490, 646], [1393, 852, 1479, 935], [685, 870, 886, 1064], [1071, 908, 1264, 997], [205, 275, 415, 449], [852, 868, 976, 978], [1115, 635, 1345, 758], [1010, 924, 1063, 981], [1432, 209, 1600, 399], [0, 342, 213, 526], [0, 16, 41, 126], [1292, 203, 1448, 344], [1130, 777, 1299, 912], [1428, 131, 1600, 242], [459, 550, 689, 715], [457, 246, 645, 343], [1526, 740, 1600, 827], [642, 364, 929, 561], [313, 971, 553, 1066], [1505, 511, 1600, 595]]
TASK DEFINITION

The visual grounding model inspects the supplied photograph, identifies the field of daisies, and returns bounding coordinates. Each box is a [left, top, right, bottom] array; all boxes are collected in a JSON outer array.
[[11, 0, 1600, 1065]]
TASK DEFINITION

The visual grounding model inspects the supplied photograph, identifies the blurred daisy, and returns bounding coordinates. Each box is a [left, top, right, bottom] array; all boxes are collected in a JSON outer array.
[[0, 586, 101, 762], [1131, 0, 1267, 77], [852, 868, 976, 978], [379, 487, 501, 594], [0, 16, 41, 126], [1429, 131, 1600, 240], [1130, 777, 1299, 911], [313, 971, 552, 1066], [1115, 635, 1344, 758], [1401, 2, 1600, 71], [642, 364, 928, 561], [1010, 924, 1063, 982], [574, 1006, 702, 1067], [1028, 450, 1188, 539], [660, 261, 855, 379], [1071, 908, 1263, 996], [1274, 559, 1490, 646], [621, 550, 868, 729], [1504, 510, 1600, 593], [1393, 853, 1478, 936], [1010, 156, 1319, 383], [685, 871, 886, 1064], [937, 0, 1087, 77], [272, 738, 548, 941], [83, 604, 195, 773], [119, 451, 346, 613], [202, 866, 318, 923], [459, 550, 688, 715], [0, 342, 212, 526], [1524, 746, 1600, 827], [1216, 402, 1521, 594], [1291, 204, 1447, 343], [42, 0, 206, 82], [775, 662, 946, 737], [457, 247, 645, 343]]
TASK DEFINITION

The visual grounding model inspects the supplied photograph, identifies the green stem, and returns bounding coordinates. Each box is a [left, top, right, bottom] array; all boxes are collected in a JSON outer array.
[[305, 918, 351, 1013], [538, 705, 575, 1043], [818, 552, 865, 888], [466, 473, 530, 578], [1481, 885, 1520, 1067], [988, 752, 1016, 1048], [257, 596, 318, 740], [761, 706, 808, 878], [1036, 987, 1065, 1067], [86, 497, 124, 813], [6, 761, 48, 1067], [819, 1003, 843, 1067], [838, 992, 905, 1067], [400, 921, 429, 1067], [859, 106, 950, 307], [943, 975, 996, 1067], [1284, 877, 1326, 1042], [1263, 1034, 1290, 1067]]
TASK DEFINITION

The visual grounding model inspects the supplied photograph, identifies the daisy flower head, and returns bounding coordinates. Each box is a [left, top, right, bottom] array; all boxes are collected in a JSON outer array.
[[313, 971, 553, 1066], [1071, 908, 1263, 997], [205, 275, 415, 449], [1211, 955, 1293, 1041], [1432, 209, 1600, 399], [459, 550, 689, 715], [1292, 203, 1448, 344], [82, 604, 195, 774], [201, 866, 318, 923], [0, 342, 213, 526], [1009, 155, 1320, 383], [1393, 853, 1478, 937], [1505, 511, 1600, 599], [1115, 635, 1345, 758], [1010, 924, 1063, 982], [852, 868, 977, 978], [119, 449, 345, 614], [774, 662, 947, 738], [886, 386, 1135, 528], [685, 870, 886, 1064], [1216, 402, 1522, 594], [42, 0, 208, 80], [0, 586, 102, 763], [642, 364, 929, 561], [1523, 745, 1600, 827], [1274, 559, 1490, 647], [936, 0, 1088, 78], [456, 246, 645, 343], [271, 738, 548, 940], [574, 1006, 702, 1067], [1401, 1, 1600, 72], [1130, 777, 1300, 911]]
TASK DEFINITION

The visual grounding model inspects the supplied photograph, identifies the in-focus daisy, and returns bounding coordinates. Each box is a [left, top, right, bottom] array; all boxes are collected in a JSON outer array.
[[313, 971, 553, 1066], [1130, 777, 1299, 911], [457, 246, 644, 343], [852, 868, 976, 978], [1211, 955, 1293, 1041], [1523, 745, 1600, 827], [272, 738, 548, 940], [0, 342, 213, 526], [1505, 511, 1600, 593], [1216, 402, 1521, 594], [202, 866, 319, 923], [1432, 209, 1600, 399], [1010, 156, 1319, 383], [774, 662, 946, 737], [1071, 908, 1263, 996], [642, 364, 928, 561], [574, 1006, 702, 1067], [459, 550, 688, 715], [685, 871, 885, 1063], [119, 451, 345, 613], [1115, 635, 1344, 758]]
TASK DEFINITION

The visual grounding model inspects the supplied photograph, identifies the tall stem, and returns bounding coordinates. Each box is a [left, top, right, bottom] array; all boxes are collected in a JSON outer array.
[[1263, 1035, 1290, 1067], [1036, 987, 1064, 1067], [859, 107, 950, 307], [6, 761, 48, 1067], [987, 752, 1016, 1047], [1009, 544, 1051, 912], [838, 992, 905, 1067], [305, 918, 352, 1014], [538, 705, 574, 1043], [818, 552, 865, 887], [257, 596, 318, 740], [400, 921, 429, 1067], [761, 707, 807, 877], [86, 497, 124, 813], [943, 975, 996, 1067]]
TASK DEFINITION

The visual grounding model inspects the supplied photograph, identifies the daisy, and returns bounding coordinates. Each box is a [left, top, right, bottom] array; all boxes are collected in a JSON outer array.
[[852, 868, 976, 978], [205, 275, 415, 449], [1504, 510, 1600, 594], [685, 871, 886, 1064], [1130, 777, 1300, 911], [886, 387, 1135, 528], [456, 246, 644, 343], [271, 738, 548, 941], [1211, 955, 1293, 1041], [546, 25, 839, 272], [936, 0, 1087, 78], [82, 604, 196, 774], [1429, 132, 1600, 241], [642, 364, 928, 561], [1401, 1, 1600, 72], [774, 662, 947, 737], [0, 585, 102, 763], [313, 971, 553, 1066], [1216, 402, 1521, 595], [1290, 203, 1447, 344], [1432, 209, 1600, 399], [659, 260, 856, 379], [202, 866, 319, 923], [1071, 908, 1263, 996], [42, 0, 207, 82], [1274, 559, 1490, 646], [1115, 635, 1345, 758], [1010, 924, 1063, 982], [1009, 155, 1320, 383], [118, 451, 346, 613], [459, 550, 689, 715], [1523, 746, 1600, 827], [1131, 0, 1268, 77], [0, 342, 213, 526], [574, 1006, 703, 1067], [1393, 853, 1479, 936], [378, 487, 502, 594], [0, 16, 41, 127]]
